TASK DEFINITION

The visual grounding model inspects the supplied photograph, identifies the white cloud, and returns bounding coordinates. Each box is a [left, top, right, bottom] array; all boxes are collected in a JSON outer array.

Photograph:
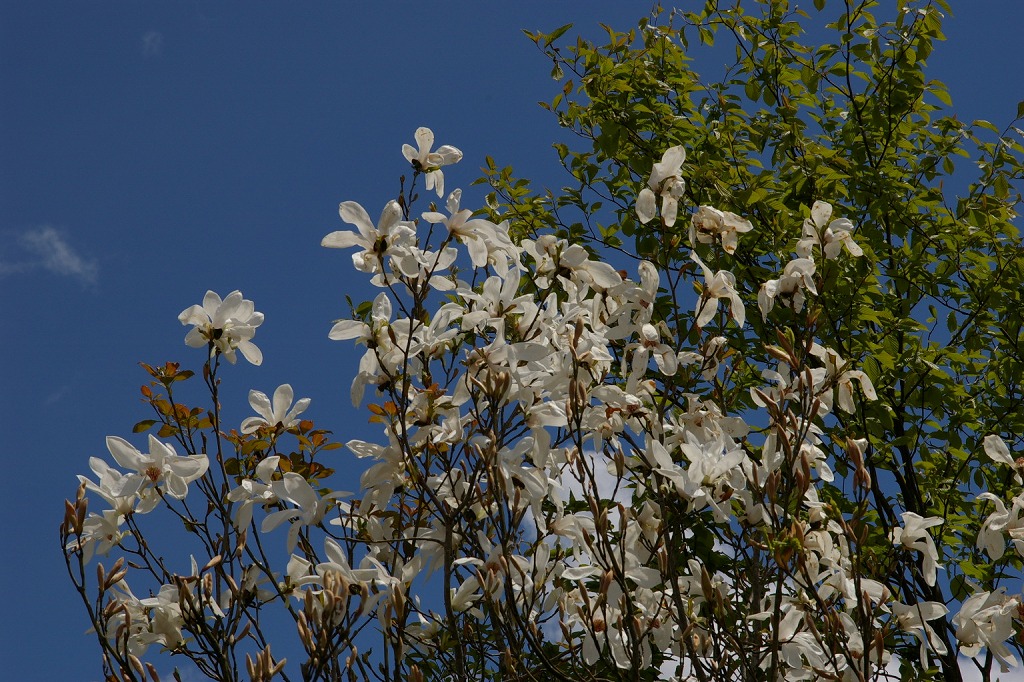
[[0, 259, 30, 276], [959, 655, 1024, 681], [0, 226, 98, 285], [43, 384, 73, 406], [141, 30, 163, 57]]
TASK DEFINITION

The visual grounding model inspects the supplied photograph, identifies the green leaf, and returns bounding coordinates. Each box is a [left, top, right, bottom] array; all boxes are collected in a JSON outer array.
[[745, 80, 760, 102], [544, 23, 573, 48], [156, 423, 179, 438], [132, 419, 157, 433]]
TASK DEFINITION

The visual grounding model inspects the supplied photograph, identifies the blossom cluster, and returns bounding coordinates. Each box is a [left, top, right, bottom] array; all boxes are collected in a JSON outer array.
[[62, 128, 1024, 681]]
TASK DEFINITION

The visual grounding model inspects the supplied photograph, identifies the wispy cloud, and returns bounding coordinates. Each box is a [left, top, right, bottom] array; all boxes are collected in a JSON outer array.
[[141, 30, 163, 57], [43, 384, 73, 406], [0, 226, 98, 286]]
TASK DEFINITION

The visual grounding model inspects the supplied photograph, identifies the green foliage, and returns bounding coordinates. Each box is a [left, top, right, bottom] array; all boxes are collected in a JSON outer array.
[[480, 1, 1024, 678]]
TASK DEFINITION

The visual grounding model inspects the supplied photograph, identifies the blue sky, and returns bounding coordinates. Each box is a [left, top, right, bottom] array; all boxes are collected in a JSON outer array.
[[3, 1, 1023, 679]]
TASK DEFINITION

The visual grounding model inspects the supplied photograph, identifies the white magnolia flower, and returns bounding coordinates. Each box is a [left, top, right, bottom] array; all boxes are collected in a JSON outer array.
[[954, 587, 1020, 669], [520, 234, 621, 291], [178, 290, 264, 365], [891, 512, 943, 587], [459, 266, 530, 332], [339, 439, 409, 513], [240, 384, 310, 434], [690, 205, 753, 254], [318, 537, 382, 587], [226, 455, 281, 532], [101, 586, 151, 656], [691, 251, 745, 328], [636, 145, 686, 226], [983, 434, 1023, 485], [809, 344, 877, 413], [638, 322, 678, 376], [975, 492, 1024, 560], [402, 126, 463, 197], [138, 584, 185, 651], [77, 457, 143, 516], [262, 472, 349, 551], [449, 574, 483, 615], [66, 509, 129, 563], [758, 257, 817, 318], [892, 600, 948, 669], [796, 200, 863, 259], [105, 435, 209, 511], [328, 291, 397, 406], [617, 260, 660, 327], [421, 189, 512, 268], [328, 291, 392, 346], [322, 200, 415, 276]]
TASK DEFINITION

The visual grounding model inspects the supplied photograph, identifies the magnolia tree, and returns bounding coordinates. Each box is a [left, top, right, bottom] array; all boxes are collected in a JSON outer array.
[[62, 2, 1024, 681]]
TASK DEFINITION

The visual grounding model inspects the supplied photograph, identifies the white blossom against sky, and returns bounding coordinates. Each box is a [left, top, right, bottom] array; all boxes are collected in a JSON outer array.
[[3, 1, 1023, 679]]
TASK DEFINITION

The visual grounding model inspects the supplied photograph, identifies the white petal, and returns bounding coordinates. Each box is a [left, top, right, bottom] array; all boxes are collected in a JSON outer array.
[[328, 320, 369, 341], [338, 201, 375, 238], [984, 435, 1014, 466], [238, 341, 263, 366], [413, 127, 434, 155], [323, 537, 348, 568], [261, 509, 297, 535], [660, 145, 686, 170], [729, 293, 746, 327], [285, 398, 311, 424], [758, 281, 777, 318], [321, 230, 365, 249], [272, 385, 294, 421], [202, 290, 223, 313], [253, 456, 280, 481], [178, 304, 209, 326], [434, 145, 463, 165], [421, 211, 448, 225], [240, 417, 264, 434], [183, 327, 207, 348], [695, 297, 717, 328], [661, 195, 680, 227], [378, 200, 404, 230], [248, 389, 273, 420], [466, 236, 489, 268], [636, 187, 656, 224], [371, 292, 392, 321], [690, 250, 713, 280], [106, 436, 144, 471], [427, 169, 445, 197], [639, 260, 660, 293], [586, 261, 623, 289], [165, 456, 208, 483], [233, 500, 254, 532], [447, 189, 462, 214], [849, 371, 877, 400], [401, 143, 417, 164], [562, 566, 599, 581], [721, 230, 738, 254], [810, 200, 832, 228]]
